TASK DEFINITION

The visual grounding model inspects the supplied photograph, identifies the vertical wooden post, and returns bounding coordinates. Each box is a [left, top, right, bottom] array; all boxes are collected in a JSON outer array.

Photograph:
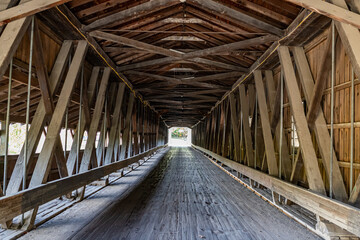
[[119, 93, 135, 160]]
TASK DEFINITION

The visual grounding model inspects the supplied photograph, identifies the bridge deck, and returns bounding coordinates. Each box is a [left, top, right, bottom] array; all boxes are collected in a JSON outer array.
[[21, 147, 321, 240]]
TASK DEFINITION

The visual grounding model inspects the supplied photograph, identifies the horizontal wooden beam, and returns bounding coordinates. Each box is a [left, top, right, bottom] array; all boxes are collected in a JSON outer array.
[[0, 146, 166, 223], [283, 0, 360, 29], [192, 145, 360, 237], [189, 0, 284, 36], [83, 0, 180, 31], [0, 0, 71, 26]]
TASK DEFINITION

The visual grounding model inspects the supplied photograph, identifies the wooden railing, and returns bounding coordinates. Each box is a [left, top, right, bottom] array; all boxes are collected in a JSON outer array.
[[192, 145, 360, 237], [0, 145, 167, 223]]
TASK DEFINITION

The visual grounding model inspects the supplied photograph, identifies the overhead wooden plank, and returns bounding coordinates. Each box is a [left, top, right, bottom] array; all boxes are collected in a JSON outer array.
[[182, 35, 278, 60], [0, 0, 71, 26], [278, 46, 325, 195], [6, 41, 72, 195], [264, 71, 292, 180], [66, 67, 100, 174], [104, 83, 125, 165], [0, 146, 165, 224], [84, 0, 179, 31], [119, 94, 135, 160], [253, 71, 278, 176], [92, 31, 249, 72], [283, 0, 360, 29], [292, 46, 348, 201], [238, 85, 254, 167], [79, 68, 111, 172], [90, 31, 182, 58], [193, 145, 360, 237], [189, 0, 283, 36]]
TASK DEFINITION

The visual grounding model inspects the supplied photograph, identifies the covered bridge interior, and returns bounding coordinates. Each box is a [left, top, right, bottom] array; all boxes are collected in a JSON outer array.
[[0, 0, 360, 239]]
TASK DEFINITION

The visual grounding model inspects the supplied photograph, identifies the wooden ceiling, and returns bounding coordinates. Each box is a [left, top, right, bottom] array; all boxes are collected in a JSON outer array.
[[66, 0, 302, 127]]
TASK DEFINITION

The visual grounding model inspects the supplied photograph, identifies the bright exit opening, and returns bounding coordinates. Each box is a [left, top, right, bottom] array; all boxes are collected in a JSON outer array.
[[168, 127, 192, 147]]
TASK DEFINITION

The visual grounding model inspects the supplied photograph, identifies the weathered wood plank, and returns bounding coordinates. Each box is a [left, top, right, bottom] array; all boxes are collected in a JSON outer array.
[[119, 94, 135, 160], [0, 0, 71, 26], [193, 145, 360, 237], [6, 41, 72, 195], [190, 0, 283, 36], [29, 41, 88, 188], [84, 0, 179, 31], [79, 68, 111, 172], [292, 46, 348, 201], [278, 46, 326, 195], [0, 17, 30, 80], [238, 85, 254, 167], [264, 70, 292, 180], [229, 93, 241, 162], [66, 67, 100, 174], [254, 71, 278, 176], [104, 83, 125, 165], [0, 146, 165, 224], [283, 0, 360, 29]]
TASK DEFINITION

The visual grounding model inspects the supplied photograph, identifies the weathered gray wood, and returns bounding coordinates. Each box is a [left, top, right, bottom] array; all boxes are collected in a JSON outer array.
[[264, 70, 292, 180], [305, 29, 333, 127], [278, 46, 326, 195], [32, 20, 69, 179], [283, 0, 360, 29], [0, 146, 165, 224], [0, 0, 71, 26], [79, 68, 111, 173], [6, 41, 72, 195], [0, 17, 30, 81], [190, 0, 283, 36], [253, 71, 278, 176], [104, 83, 125, 165], [66, 67, 100, 174], [84, 0, 179, 31], [193, 145, 360, 237], [292, 46, 348, 202], [22, 41, 88, 230], [119, 94, 135, 160], [29, 41, 88, 188], [238, 85, 254, 167], [229, 93, 241, 162]]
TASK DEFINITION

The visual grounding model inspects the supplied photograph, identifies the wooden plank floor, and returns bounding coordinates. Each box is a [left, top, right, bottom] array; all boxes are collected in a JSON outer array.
[[68, 147, 321, 240]]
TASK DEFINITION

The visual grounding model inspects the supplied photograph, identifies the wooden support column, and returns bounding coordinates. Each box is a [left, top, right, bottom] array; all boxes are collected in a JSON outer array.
[[229, 92, 241, 162], [22, 41, 87, 229], [217, 101, 225, 155], [139, 104, 144, 153], [6, 41, 72, 195], [32, 21, 69, 179], [222, 100, 231, 158], [254, 71, 278, 176], [239, 85, 254, 167], [278, 46, 326, 195], [67, 67, 100, 174], [28, 41, 88, 187], [104, 83, 125, 165], [119, 93, 135, 160], [292, 46, 348, 201], [79, 68, 111, 172], [264, 71, 292, 180]]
